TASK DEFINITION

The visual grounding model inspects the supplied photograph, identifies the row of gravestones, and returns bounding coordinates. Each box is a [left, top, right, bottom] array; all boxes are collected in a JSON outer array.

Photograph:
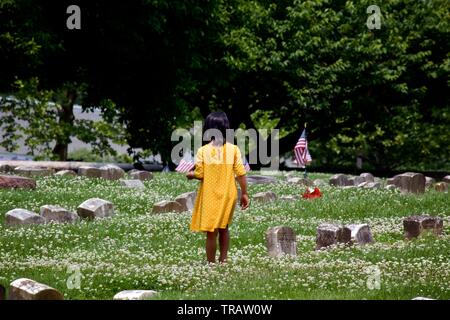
[[0, 278, 158, 300], [266, 214, 444, 257], [329, 172, 449, 193], [0, 163, 153, 182], [4, 198, 114, 226]]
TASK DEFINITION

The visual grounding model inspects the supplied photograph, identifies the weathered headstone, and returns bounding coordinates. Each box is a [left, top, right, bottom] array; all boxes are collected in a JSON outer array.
[[347, 224, 374, 245], [265, 226, 297, 257], [246, 175, 277, 184], [55, 170, 77, 177], [78, 166, 102, 178], [313, 179, 327, 187], [364, 182, 381, 189], [348, 176, 365, 186], [425, 176, 435, 187], [14, 166, 54, 177], [40, 205, 78, 224], [113, 290, 158, 300], [286, 177, 313, 186], [0, 174, 36, 189], [388, 172, 425, 194], [8, 278, 63, 300], [403, 215, 443, 239], [315, 224, 351, 250], [279, 195, 297, 201], [329, 174, 351, 187], [442, 175, 450, 184], [120, 179, 145, 190], [5, 209, 46, 227], [253, 191, 277, 203], [174, 191, 197, 212], [77, 198, 114, 219], [129, 170, 153, 181], [99, 164, 125, 180], [360, 173, 375, 183], [0, 164, 14, 173], [434, 182, 448, 192], [152, 200, 184, 214]]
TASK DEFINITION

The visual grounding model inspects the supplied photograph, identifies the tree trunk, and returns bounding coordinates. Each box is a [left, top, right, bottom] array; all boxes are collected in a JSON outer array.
[[52, 90, 76, 161]]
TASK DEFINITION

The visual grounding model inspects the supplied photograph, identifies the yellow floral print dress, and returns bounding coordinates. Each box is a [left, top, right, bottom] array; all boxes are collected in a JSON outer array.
[[190, 142, 246, 232]]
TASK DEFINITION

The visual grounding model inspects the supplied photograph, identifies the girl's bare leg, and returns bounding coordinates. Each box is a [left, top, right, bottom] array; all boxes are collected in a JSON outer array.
[[206, 230, 218, 263], [218, 227, 229, 263]]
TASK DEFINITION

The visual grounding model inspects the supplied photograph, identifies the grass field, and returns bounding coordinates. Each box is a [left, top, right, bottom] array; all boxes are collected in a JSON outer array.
[[0, 172, 449, 300]]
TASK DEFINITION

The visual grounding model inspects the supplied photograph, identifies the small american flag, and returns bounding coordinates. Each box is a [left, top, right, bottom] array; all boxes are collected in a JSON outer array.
[[244, 157, 251, 172], [294, 128, 312, 167], [175, 158, 195, 173]]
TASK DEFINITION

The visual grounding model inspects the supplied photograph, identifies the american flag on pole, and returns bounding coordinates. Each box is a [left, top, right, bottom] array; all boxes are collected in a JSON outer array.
[[175, 155, 195, 173], [294, 128, 312, 167], [243, 157, 251, 172]]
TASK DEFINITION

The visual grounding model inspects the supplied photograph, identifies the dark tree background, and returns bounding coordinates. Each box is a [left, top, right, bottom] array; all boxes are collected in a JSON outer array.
[[0, 0, 449, 171]]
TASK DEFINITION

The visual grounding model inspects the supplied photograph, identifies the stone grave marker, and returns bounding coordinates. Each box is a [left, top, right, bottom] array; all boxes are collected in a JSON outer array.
[[40, 205, 78, 224], [253, 191, 277, 203], [152, 200, 184, 214], [99, 164, 125, 180], [129, 170, 153, 181], [5, 209, 46, 227], [120, 179, 145, 190], [113, 290, 158, 300], [347, 224, 374, 245], [77, 198, 114, 219], [175, 192, 197, 212], [0, 174, 36, 189], [403, 215, 443, 239], [8, 278, 63, 300], [266, 226, 297, 257], [315, 224, 351, 250]]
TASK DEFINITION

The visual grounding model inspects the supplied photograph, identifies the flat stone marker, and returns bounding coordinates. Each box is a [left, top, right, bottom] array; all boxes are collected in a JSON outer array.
[[313, 179, 327, 186], [100, 164, 125, 180], [5, 209, 46, 227], [0, 174, 36, 189], [14, 166, 54, 177], [120, 179, 145, 190], [77, 198, 114, 219], [253, 191, 277, 203], [40, 205, 78, 223], [347, 224, 374, 245], [280, 195, 297, 201], [360, 173, 375, 183], [9, 278, 63, 300], [55, 170, 77, 177], [78, 166, 102, 178], [403, 215, 443, 239], [246, 175, 277, 184], [113, 290, 158, 300], [434, 182, 448, 192], [315, 224, 351, 250], [389, 172, 425, 194], [266, 226, 297, 257], [286, 177, 313, 186], [152, 200, 184, 214], [425, 176, 435, 187], [175, 191, 197, 212], [348, 176, 365, 186], [129, 170, 153, 181], [329, 174, 351, 187], [364, 182, 381, 189]]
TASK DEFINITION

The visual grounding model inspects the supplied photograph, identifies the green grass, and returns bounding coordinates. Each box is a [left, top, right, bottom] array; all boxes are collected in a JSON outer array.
[[0, 172, 449, 300]]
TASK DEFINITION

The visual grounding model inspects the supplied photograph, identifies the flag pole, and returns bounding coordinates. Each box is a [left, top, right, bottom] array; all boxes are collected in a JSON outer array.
[[304, 122, 308, 179]]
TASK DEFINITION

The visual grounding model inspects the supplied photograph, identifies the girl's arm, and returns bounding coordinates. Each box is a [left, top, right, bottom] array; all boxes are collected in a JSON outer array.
[[186, 171, 201, 180], [236, 175, 249, 210]]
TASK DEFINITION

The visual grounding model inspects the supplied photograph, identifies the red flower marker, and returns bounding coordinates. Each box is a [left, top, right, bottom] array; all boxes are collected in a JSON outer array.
[[302, 187, 322, 199]]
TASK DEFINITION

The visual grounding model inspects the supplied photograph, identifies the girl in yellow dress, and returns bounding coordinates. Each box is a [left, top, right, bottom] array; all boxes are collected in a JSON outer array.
[[186, 111, 249, 263]]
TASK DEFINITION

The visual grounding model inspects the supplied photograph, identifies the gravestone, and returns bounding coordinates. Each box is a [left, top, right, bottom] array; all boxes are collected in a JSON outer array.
[[8, 278, 63, 300], [0, 164, 14, 173], [347, 224, 374, 245], [174, 192, 197, 212], [129, 170, 153, 181], [364, 182, 381, 189], [280, 195, 297, 201], [388, 172, 425, 194], [55, 170, 77, 177], [246, 175, 277, 184], [99, 164, 125, 180], [385, 184, 398, 191], [40, 205, 78, 223], [253, 191, 277, 203], [360, 173, 375, 183], [329, 174, 351, 187], [403, 215, 443, 239], [77, 198, 114, 219], [286, 177, 313, 186], [78, 166, 102, 178], [313, 179, 327, 187], [434, 182, 448, 192], [0, 174, 36, 189], [14, 166, 54, 177], [113, 290, 158, 300], [348, 176, 365, 186], [265, 226, 297, 257], [425, 176, 435, 187], [315, 224, 351, 250], [5, 209, 46, 227], [152, 200, 184, 214], [120, 179, 145, 190], [442, 175, 450, 184]]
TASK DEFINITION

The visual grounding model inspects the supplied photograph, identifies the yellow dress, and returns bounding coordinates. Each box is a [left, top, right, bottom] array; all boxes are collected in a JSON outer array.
[[190, 142, 247, 232]]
